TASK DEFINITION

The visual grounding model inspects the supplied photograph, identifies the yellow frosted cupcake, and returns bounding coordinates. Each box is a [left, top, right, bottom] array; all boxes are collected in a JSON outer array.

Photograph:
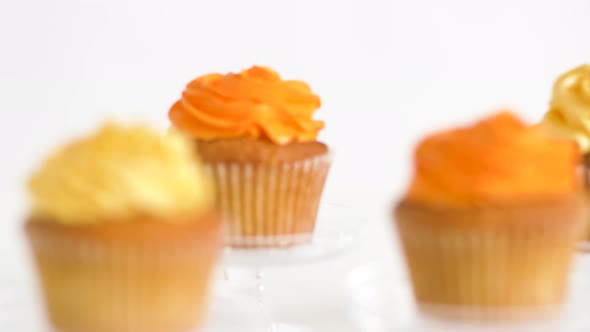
[[541, 64, 590, 241], [168, 66, 331, 248], [26, 123, 222, 332], [395, 113, 585, 321]]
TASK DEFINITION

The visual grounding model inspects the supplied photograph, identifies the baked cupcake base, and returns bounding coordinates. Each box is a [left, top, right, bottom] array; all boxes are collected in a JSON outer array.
[[197, 138, 331, 248], [579, 154, 590, 244], [26, 212, 222, 332], [395, 196, 584, 321]]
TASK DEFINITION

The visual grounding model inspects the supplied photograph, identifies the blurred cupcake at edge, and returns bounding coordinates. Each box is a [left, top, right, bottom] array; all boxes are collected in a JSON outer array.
[[394, 112, 585, 321], [168, 66, 331, 248], [541, 64, 590, 242], [26, 123, 222, 332]]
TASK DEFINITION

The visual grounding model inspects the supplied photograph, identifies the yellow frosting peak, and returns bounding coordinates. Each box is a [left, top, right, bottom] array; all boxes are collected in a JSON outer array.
[[542, 64, 590, 153], [28, 123, 214, 225]]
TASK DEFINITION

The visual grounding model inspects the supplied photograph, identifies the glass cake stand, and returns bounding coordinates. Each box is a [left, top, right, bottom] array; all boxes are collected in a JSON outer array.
[[345, 255, 590, 332], [223, 204, 361, 267], [218, 202, 364, 332]]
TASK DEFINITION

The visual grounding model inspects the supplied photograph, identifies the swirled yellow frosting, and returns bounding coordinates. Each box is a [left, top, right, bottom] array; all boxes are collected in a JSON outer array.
[[28, 123, 214, 225], [542, 64, 590, 153]]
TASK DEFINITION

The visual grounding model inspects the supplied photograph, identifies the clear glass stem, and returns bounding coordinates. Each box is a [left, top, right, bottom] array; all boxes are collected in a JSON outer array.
[[224, 266, 277, 332]]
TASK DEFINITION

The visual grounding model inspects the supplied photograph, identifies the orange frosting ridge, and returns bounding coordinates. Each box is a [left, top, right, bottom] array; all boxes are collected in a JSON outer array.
[[169, 66, 324, 145], [406, 112, 580, 207]]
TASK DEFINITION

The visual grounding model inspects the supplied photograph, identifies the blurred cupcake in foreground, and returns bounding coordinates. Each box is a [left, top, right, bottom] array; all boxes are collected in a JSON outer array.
[[169, 66, 331, 248], [26, 123, 222, 332], [394, 112, 585, 321], [541, 64, 590, 242]]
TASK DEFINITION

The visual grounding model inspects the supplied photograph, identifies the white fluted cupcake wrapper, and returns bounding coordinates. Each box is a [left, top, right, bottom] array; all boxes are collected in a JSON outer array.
[[205, 153, 332, 248], [576, 162, 590, 244], [396, 213, 582, 321], [27, 230, 220, 332]]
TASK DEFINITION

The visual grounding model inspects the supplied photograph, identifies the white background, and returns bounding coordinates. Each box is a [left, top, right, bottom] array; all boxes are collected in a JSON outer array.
[[1, 0, 590, 330]]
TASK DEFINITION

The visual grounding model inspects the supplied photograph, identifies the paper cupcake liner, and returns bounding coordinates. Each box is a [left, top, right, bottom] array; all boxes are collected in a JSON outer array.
[[582, 168, 590, 244], [580, 190, 590, 245], [27, 223, 221, 332], [205, 153, 332, 248], [577, 161, 590, 244], [395, 201, 583, 321]]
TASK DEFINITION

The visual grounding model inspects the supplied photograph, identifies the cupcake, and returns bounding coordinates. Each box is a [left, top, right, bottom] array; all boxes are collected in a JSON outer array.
[[168, 66, 331, 248], [26, 124, 222, 332], [394, 112, 585, 320], [541, 64, 590, 242]]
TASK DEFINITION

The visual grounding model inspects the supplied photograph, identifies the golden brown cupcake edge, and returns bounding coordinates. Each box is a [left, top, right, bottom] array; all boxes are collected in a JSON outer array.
[[394, 194, 584, 233], [195, 137, 328, 164], [26, 210, 222, 243]]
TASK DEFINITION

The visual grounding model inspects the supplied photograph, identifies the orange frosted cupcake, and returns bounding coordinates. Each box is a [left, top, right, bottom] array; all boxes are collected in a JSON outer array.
[[394, 112, 585, 320], [541, 64, 590, 242], [169, 66, 331, 248], [26, 124, 222, 332]]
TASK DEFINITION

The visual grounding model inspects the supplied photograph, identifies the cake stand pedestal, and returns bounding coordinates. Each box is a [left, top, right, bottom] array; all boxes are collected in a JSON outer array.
[[215, 203, 363, 332]]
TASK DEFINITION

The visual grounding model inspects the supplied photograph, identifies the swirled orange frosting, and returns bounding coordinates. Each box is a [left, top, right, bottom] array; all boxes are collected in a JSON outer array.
[[406, 112, 580, 207], [169, 66, 324, 145]]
